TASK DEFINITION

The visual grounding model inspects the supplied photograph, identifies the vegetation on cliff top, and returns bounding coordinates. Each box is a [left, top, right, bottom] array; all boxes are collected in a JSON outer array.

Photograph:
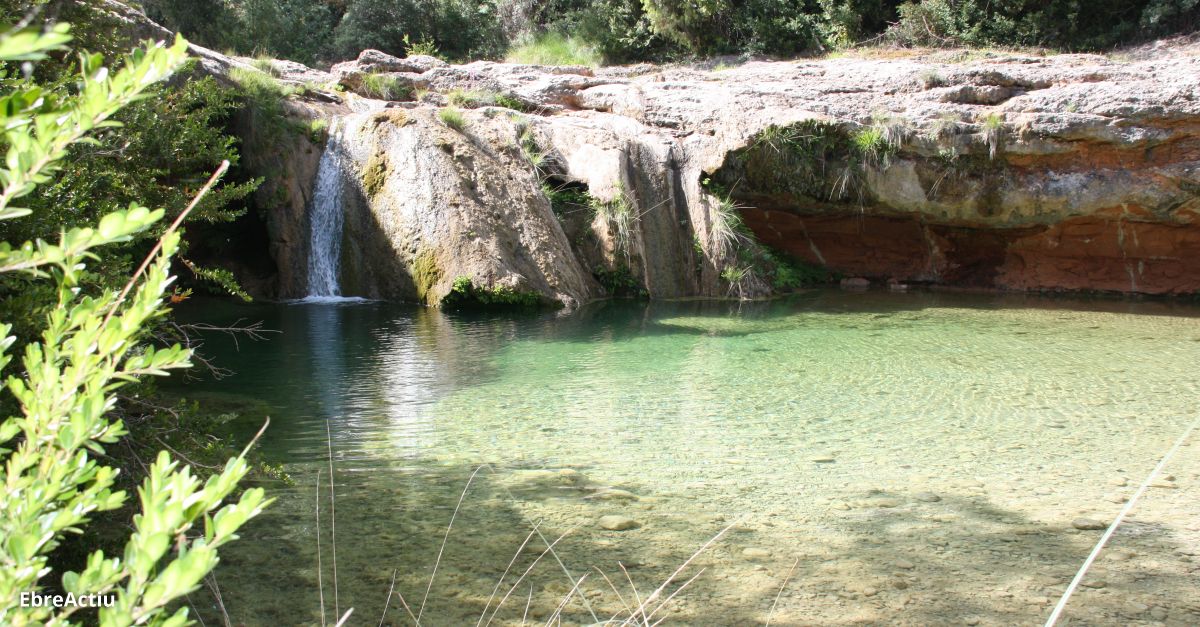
[[142, 0, 1198, 67]]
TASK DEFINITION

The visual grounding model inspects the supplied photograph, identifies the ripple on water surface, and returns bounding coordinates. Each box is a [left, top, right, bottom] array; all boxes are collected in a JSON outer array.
[[171, 291, 1200, 626]]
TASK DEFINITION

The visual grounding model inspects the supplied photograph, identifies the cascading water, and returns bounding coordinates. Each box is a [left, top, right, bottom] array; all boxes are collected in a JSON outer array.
[[305, 121, 349, 299]]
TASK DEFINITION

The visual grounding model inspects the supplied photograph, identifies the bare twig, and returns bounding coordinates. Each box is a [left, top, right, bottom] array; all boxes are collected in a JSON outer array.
[[592, 566, 632, 619], [316, 469, 326, 627], [379, 569, 398, 627], [544, 573, 589, 626], [479, 465, 598, 623], [485, 528, 576, 627], [478, 521, 543, 626], [418, 464, 486, 623], [392, 588, 419, 625], [645, 567, 706, 627], [203, 571, 232, 627], [521, 585, 533, 626], [327, 421, 340, 619], [103, 160, 229, 326], [765, 557, 800, 627], [1045, 416, 1199, 626], [334, 608, 354, 627], [631, 520, 739, 624], [618, 563, 643, 625]]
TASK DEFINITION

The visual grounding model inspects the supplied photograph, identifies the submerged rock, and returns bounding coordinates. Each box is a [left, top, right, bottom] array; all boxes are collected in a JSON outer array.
[[1072, 517, 1108, 530], [741, 547, 771, 560], [598, 515, 640, 531]]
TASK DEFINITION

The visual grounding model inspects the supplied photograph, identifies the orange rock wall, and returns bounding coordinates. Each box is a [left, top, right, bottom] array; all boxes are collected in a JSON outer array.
[[742, 208, 1200, 295]]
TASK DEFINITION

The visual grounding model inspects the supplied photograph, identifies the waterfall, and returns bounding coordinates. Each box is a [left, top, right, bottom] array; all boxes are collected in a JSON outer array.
[[306, 122, 349, 299]]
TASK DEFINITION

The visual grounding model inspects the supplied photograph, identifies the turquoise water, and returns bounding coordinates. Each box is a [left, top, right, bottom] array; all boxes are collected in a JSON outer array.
[[172, 291, 1200, 626]]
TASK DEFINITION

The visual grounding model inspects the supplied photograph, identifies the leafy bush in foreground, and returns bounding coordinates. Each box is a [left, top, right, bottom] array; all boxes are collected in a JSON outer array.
[[0, 25, 266, 627]]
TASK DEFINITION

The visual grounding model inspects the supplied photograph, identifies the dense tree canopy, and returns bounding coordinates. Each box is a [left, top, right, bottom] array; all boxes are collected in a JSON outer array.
[[133, 0, 1199, 66]]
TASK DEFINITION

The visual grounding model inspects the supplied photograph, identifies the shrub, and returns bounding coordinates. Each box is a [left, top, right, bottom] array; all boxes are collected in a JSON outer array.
[[0, 27, 266, 626], [331, 0, 507, 62], [888, 0, 1200, 51], [403, 33, 441, 57], [506, 32, 602, 66]]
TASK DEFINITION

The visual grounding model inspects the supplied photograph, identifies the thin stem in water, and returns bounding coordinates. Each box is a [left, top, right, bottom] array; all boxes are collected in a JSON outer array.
[[327, 421, 340, 619]]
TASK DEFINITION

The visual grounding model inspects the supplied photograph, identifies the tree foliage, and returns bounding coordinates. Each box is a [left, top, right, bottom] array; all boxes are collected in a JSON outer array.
[[0, 24, 266, 627], [140, 0, 1200, 65]]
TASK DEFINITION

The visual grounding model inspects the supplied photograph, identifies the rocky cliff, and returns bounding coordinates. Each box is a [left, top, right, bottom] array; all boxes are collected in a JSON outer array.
[[134, 0, 1197, 304]]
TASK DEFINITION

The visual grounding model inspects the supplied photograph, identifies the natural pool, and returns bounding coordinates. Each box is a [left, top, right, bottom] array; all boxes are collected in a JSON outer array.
[[171, 290, 1200, 626]]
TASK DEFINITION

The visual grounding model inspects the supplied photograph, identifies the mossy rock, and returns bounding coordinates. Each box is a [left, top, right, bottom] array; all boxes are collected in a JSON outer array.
[[362, 152, 389, 198], [409, 250, 443, 305]]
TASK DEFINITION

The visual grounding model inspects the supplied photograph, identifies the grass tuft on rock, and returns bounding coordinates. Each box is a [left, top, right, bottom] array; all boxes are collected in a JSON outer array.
[[439, 106, 466, 131], [360, 73, 412, 100]]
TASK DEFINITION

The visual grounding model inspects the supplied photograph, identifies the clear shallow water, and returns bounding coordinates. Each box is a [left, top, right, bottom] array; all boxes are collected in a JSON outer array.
[[170, 291, 1200, 626]]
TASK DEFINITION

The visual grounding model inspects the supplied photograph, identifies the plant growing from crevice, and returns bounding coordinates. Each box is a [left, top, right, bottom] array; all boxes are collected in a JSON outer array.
[[517, 123, 551, 172], [363, 152, 389, 197], [873, 112, 907, 152], [979, 112, 1006, 159], [439, 106, 466, 131], [851, 126, 895, 171], [306, 118, 329, 143], [709, 195, 751, 257], [736, 120, 864, 202], [541, 180, 593, 220], [591, 185, 636, 260]]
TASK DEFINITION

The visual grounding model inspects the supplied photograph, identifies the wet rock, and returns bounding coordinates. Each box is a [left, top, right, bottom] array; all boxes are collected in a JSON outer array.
[[598, 515, 639, 531], [1072, 518, 1107, 530]]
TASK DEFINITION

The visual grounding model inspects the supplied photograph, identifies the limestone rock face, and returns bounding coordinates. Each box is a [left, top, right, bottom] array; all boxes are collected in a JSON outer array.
[[259, 41, 1200, 300], [326, 109, 599, 308], [105, 0, 1174, 303]]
